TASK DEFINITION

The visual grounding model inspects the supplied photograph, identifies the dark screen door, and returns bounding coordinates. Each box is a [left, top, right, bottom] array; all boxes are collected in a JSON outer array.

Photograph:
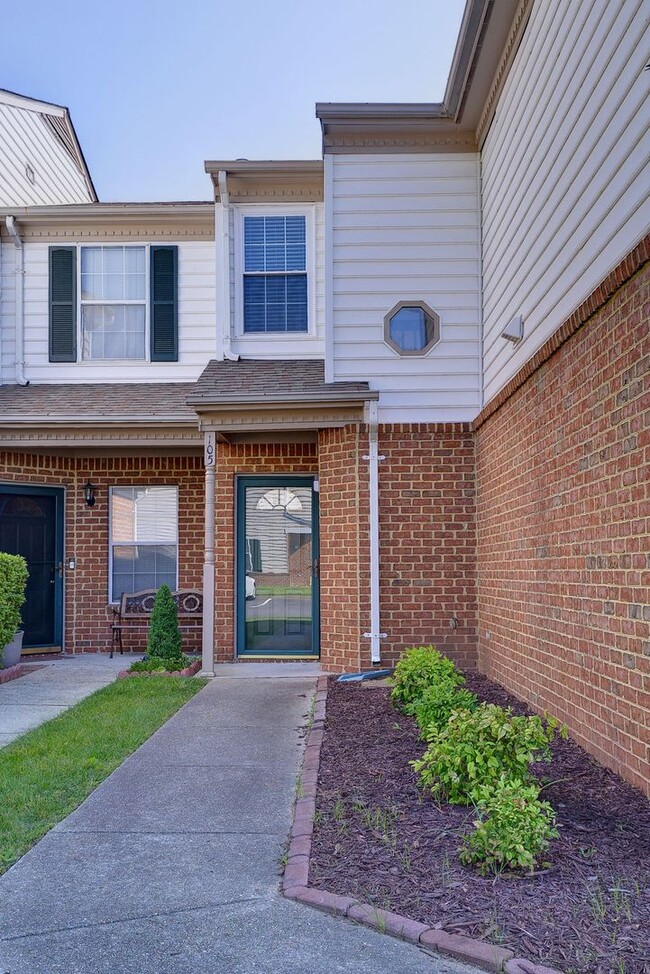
[[0, 487, 64, 649]]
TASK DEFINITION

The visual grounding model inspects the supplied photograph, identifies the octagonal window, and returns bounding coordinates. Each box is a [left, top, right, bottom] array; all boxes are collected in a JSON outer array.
[[384, 301, 440, 356]]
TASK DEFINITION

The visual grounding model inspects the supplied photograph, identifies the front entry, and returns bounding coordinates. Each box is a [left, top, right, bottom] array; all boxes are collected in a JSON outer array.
[[237, 477, 319, 657], [0, 485, 64, 653]]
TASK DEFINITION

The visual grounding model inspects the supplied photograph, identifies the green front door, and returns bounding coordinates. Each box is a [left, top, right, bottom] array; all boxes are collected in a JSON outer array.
[[236, 477, 319, 657]]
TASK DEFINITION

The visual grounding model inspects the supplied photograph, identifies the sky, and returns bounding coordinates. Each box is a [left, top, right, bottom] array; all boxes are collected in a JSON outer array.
[[3, 0, 466, 202]]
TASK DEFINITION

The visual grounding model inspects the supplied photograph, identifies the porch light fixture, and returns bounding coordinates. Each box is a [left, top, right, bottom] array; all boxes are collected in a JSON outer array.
[[83, 481, 97, 508]]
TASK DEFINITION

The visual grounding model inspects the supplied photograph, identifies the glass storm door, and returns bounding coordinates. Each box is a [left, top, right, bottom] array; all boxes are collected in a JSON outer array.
[[237, 477, 319, 657], [0, 486, 64, 651]]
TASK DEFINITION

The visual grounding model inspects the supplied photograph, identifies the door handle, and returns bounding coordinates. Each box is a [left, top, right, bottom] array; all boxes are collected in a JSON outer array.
[[313, 558, 320, 579]]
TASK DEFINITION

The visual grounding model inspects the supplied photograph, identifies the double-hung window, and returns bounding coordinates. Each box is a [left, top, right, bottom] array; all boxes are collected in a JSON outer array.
[[242, 214, 308, 333], [48, 244, 178, 363], [109, 486, 178, 601], [80, 246, 146, 359]]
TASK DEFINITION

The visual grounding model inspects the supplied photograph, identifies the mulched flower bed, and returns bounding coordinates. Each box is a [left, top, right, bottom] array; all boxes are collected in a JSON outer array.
[[309, 675, 650, 974]]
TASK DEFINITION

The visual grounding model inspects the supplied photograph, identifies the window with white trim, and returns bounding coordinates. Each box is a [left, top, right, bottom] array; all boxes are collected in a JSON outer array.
[[109, 486, 178, 601], [237, 210, 312, 335], [80, 246, 147, 360], [49, 244, 178, 365]]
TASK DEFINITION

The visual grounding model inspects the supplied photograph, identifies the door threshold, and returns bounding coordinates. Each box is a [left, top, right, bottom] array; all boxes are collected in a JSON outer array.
[[237, 655, 320, 662], [21, 647, 62, 656]]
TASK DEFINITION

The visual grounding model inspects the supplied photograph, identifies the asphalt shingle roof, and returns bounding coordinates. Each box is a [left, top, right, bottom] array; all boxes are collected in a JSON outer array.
[[0, 361, 374, 423], [188, 359, 374, 405], [0, 383, 197, 420]]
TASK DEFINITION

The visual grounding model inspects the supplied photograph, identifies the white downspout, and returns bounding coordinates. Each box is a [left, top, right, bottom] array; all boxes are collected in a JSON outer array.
[[363, 400, 385, 664], [216, 171, 239, 363], [201, 430, 216, 676], [5, 216, 28, 386]]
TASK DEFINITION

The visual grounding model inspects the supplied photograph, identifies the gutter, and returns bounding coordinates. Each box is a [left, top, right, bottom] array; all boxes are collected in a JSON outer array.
[[0, 415, 196, 425], [5, 216, 28, 385]]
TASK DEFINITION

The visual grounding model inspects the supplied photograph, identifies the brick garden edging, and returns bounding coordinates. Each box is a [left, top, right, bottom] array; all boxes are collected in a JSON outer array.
[[282, 676, 563, 974], [117, 658, 202, 679], [0, 663, 24, 685]]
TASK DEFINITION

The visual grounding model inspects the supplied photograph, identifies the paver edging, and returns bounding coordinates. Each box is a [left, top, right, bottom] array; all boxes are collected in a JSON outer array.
[[282, 674, 563, 974], [0, 662, 24, 684], [117, 659, 202, 679]]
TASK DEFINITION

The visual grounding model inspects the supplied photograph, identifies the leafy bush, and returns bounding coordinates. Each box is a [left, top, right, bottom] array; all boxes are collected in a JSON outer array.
[[391, 646, 464, 711], [146, 584, 182, 663], [411, 682, 478, 736], [459, 776, 559, 874], [412, 703, 563, 805], [0, 552, 29, 663]]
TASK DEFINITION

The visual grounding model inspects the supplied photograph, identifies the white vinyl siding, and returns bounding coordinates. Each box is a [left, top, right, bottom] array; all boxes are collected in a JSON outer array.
[[481, 0, 650, 406], [0, 239, 17, 381], [328, 153, 481, 422], [0, 103, 92, 206], [0, 239, 216, 383]]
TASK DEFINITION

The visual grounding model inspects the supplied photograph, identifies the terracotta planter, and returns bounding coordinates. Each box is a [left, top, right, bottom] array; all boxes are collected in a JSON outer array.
[[2, 630, 24, 668]]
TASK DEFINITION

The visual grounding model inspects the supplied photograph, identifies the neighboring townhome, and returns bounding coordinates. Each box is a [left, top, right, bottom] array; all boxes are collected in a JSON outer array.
[[0, 0, 648, 796], [0, 88, 96, 206]]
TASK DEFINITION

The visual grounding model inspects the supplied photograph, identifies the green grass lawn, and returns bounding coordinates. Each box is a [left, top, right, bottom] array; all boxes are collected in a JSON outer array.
[[0, 676, 206, 875]]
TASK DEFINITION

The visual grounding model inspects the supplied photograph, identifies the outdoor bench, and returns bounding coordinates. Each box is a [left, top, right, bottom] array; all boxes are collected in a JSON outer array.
[[110, 588, 202, 658]]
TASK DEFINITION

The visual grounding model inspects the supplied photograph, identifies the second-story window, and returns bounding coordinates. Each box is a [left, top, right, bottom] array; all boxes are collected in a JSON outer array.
[[48, 244, 178, 364], [242, 215, 308, 333], [80, 246, 146, 359]]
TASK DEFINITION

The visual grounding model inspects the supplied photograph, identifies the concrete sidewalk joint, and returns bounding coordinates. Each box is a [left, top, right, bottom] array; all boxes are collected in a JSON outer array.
[[282, 675, 564, 974]]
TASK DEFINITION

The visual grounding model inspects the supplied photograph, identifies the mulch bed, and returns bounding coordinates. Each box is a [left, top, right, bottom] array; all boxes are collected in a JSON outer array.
[[309, 675, 650, 974]]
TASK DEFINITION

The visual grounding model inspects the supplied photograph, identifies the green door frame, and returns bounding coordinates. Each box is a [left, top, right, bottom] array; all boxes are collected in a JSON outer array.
[[236, 476, 320, 658], [0, 483, 65, 651]]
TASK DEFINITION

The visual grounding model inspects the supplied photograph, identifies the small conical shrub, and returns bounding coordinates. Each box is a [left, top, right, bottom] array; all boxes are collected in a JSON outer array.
[[147, 584, 182, 663]]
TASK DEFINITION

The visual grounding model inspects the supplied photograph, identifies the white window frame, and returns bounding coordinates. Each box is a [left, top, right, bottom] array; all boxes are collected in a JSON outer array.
[[108, 485, 179, 603], [77, 245, 151, 363], [233, 204, 316, 339]]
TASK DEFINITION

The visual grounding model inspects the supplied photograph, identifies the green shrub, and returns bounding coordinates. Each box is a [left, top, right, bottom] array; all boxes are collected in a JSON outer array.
[[146, 585, 182, 663], [411, 682, 478, 736], [0, 552, 29, 663], [391, 646, 464, 710], [412, 703, 564, 805], [459, 776, 559, 874]]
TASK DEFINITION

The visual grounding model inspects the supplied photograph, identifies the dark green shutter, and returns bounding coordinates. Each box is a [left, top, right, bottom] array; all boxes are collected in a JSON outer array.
[[150, 246, 178, 362], [49, 247, 76, 362]]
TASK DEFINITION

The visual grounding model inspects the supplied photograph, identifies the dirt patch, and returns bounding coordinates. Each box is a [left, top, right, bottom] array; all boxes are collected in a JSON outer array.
[[309, 675, 650, 974]]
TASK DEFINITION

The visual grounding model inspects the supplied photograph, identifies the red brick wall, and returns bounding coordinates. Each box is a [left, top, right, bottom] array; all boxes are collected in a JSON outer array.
[[212, 441, 318, 662], [318, 426, 367, 673], [0, 453, 203, 654], [475, 253, 650, 795], [378, 425, 477, 670], [318, 424, 477, 674]]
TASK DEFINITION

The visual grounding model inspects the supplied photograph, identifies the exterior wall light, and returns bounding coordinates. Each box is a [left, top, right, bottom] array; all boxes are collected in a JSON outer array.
[[83, 481, 97, 508]]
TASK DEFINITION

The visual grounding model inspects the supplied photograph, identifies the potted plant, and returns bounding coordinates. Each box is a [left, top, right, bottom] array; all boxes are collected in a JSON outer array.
[[0, 552, 29, 668]]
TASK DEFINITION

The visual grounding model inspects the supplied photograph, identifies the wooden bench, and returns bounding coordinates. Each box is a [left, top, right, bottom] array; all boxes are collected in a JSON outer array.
[[110, 588, 203, 658]]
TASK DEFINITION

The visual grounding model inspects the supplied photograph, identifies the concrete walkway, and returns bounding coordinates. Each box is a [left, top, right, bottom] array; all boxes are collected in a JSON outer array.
[[0, 672, 474, 974], [0, 653, 143, 748]]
